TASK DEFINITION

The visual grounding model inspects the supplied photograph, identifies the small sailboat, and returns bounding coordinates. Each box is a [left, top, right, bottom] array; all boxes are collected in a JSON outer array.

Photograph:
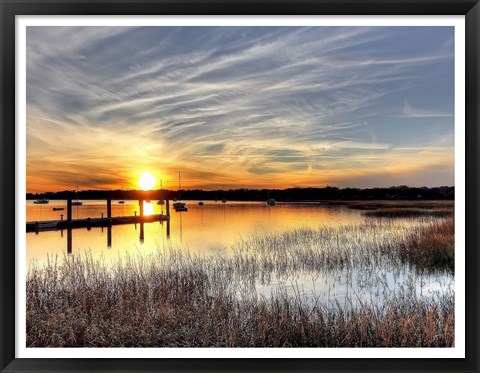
[[72, 184, 83, 206], [53, 207, 64, 211], [33, 198, 49, 204], [266, 190, 276, 206], [118, 186, 125, 204], [173, 172, 187, 212], [197, 185, 204, 206], [157, 180, 165, 205], [266, 198, 276, 206], [221, 186, 227, 203]]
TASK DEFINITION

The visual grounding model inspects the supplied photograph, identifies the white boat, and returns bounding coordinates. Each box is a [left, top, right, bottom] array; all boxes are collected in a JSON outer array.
[[266, 190, 275, 206], [157, 180, 165, 205], [221, 186, 227, 203], [173, 203, 188, 212], [72, 184, 83, 206], [33, 198, 49, 204], [118, 186, 125, 204], [174, 173, 187, 212], [266, 198, 276, 206]]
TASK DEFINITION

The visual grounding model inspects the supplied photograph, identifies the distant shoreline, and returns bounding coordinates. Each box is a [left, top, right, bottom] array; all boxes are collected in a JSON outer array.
[[27, 186, 454, 202]]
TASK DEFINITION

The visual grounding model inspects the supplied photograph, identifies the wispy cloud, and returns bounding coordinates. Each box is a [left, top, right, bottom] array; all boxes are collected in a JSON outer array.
[[401, 100, 454, 118], [26, 26, 455, 192]]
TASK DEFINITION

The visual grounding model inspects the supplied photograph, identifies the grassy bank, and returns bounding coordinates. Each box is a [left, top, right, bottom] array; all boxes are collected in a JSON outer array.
[[27, 217, 454, 347], [27, 254, 454, 347], [400, 217, 454, 272], [337, 200, 454, 211], [363, 208, 453, 218]]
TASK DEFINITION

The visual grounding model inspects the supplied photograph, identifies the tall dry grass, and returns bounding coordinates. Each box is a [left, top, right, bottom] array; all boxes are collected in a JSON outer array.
[[27, 252, 454, 347], [399, 217, 454, 272], [363, 208, 453, 218], [27, 216, 455, 347]]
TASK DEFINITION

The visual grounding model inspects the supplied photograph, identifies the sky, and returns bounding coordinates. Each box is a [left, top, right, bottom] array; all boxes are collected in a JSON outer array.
[[26, 26, 455, 192]]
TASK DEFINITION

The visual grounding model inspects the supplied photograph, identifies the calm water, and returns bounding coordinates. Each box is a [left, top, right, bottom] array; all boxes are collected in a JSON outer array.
[[26, 200, 454, 306], [26, 200, 363, 262]]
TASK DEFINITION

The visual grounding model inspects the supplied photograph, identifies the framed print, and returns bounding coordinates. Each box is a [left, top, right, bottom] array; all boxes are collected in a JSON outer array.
[[1, 0, 479, 372]]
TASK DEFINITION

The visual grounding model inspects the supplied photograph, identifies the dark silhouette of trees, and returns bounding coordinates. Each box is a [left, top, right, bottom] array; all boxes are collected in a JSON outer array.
[[27, 185, 454, 201]]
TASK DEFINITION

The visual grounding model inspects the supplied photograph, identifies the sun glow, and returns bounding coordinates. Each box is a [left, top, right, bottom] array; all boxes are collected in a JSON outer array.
[[138, 172, 157, 191]]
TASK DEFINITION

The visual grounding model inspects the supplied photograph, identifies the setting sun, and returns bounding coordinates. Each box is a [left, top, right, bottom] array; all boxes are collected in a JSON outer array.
[[138, 172, 157, 191]]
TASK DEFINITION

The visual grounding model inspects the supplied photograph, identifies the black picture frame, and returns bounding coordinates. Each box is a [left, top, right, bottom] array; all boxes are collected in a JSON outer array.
[[1, 1, 479, 372]]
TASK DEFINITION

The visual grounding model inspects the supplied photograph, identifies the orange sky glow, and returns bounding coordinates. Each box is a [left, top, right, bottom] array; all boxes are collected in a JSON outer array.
[[26, 26, 454, 193]]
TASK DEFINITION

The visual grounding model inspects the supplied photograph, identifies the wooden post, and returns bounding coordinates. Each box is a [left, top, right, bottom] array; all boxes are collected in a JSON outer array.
[[139, 199, 144, 217], [107, 199, 112, 218], [166, 199, 170, 217], [107, 226, 112, 247], [67, 199, 72, 222], [139, 222, 144, 242], [166, 219, 170, 238], [67, 228, 72, 255]]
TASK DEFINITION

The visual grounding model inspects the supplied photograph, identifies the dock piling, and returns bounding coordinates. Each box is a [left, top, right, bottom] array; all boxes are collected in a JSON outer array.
[[67, 199, 72, 222], [107, 199, 112, 218], [140, 222, 144, 242], [166, 199, 170, 217], [107, 226, 112, 247], [67, 228, 72, 255], [139, 199, 144, 217]]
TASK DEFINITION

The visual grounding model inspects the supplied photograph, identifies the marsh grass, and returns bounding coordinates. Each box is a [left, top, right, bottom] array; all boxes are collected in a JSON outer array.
[[363, 208, 453, 218], [27, 255, 454, 348], [400, 217, 454, 272], [27, 217, 454, 348], [340, 200, 454, 211]]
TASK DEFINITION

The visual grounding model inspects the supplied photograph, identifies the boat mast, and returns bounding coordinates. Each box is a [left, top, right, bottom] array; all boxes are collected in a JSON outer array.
[[178, 172, 181, 201]]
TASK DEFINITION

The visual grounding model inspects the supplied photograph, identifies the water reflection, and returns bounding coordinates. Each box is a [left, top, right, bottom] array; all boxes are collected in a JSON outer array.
[[62, 219, 171, 256], [26, 201, 453, 309], [27, 201, 364, 264]]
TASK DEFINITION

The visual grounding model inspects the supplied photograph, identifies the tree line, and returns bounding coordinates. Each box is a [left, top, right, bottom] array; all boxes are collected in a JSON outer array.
[[27, 185, 454, 201]]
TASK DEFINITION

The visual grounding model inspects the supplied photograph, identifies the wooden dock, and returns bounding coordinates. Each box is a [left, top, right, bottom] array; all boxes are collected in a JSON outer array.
[[27, 198, 171, 232], [26, 214, 170, 232]]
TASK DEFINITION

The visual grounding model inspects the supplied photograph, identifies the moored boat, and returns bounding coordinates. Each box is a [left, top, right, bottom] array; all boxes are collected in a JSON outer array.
[[266, 198, 276, 206], [174, 173, 187, 212], [72, 184, 83, 206]]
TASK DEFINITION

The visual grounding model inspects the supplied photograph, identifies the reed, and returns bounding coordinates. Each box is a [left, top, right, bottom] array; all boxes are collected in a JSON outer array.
[[27, 215, 454, 348], [341, 200, 454, 211], [399, 217, 454, 272], [363, 208, 453, 218]]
